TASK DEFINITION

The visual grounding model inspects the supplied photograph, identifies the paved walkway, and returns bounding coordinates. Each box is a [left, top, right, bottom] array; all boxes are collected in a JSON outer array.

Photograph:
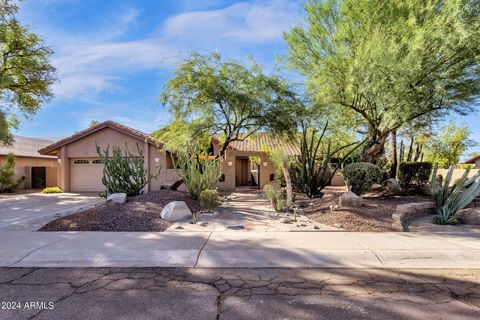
[[0, 193, 103, 231], [168, 191, 340, 232], [1, 267, 479, 320], [0, 231, 479, 268]]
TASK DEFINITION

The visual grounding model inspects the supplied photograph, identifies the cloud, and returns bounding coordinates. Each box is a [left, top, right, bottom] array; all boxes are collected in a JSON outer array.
[[163, 0, 302, 43], [24, 0, 303, 100]]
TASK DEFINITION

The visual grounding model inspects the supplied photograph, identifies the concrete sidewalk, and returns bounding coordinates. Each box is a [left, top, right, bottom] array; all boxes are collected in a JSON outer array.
[[0, 231, 479, 268]]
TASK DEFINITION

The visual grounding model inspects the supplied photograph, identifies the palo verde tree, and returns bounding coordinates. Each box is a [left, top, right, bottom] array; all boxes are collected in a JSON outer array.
[[424, 123, 478, 168], [160, 52, 300, 156], [285, 0, 480, 163], [0, 0, 56, 144]]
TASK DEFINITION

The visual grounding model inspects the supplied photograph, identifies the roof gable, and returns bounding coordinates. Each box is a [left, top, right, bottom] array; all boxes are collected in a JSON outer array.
[[38, 121, 160, 155]]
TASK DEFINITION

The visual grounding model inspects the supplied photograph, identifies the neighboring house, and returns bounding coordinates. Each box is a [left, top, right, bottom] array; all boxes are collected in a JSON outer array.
[[465, 155, 480, 169], [0, 136, 58, 189], [38, 121, 298, 193]]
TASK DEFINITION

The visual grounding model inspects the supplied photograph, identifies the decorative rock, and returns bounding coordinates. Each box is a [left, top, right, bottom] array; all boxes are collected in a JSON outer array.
[[279, 217, 292, 224], [196, 222, 208, 226], [383, 178, 402, 192], [333, 223, 344, 228], [174, 226, 184, 230], [107, 193, 127, 204], [227, 224, 245, 230], [314, 226, 320, 230], [160, 201, 192, 221], [338, 191, 362, 208], [455, 208, 480, 225]]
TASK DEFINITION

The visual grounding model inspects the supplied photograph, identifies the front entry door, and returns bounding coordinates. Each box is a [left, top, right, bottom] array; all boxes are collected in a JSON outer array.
[[235, 159, 250, 186], [31, 167, 46, 189]]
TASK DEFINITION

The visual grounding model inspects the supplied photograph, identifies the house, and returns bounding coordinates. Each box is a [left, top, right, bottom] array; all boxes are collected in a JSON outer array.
[[38, 121, 298, 193], [465, 154, 480, 169], [0, 136, 58, 189]]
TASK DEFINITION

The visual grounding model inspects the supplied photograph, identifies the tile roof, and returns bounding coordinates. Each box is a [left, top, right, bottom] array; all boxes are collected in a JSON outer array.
[[39, 120, 161, 155], [212, 133, 300, 156], [0, 136, 57, 159], [465, 154, 480, 164]]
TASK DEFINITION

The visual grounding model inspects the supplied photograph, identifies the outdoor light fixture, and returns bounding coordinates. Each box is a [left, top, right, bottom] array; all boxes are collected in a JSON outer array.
[[263, 162, 268, 167], [154, 157, 160, 163], [57, 159, 62, 164], [227, 161, 233, 166]]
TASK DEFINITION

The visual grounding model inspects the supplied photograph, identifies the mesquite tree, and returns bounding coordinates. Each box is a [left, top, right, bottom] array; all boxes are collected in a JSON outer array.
[[96, 143, 160, 197], [285, 0, 480, 163]]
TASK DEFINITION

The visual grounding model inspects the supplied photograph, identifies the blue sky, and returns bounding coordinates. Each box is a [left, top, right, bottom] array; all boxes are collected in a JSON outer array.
[[14, 0, 480, 154]]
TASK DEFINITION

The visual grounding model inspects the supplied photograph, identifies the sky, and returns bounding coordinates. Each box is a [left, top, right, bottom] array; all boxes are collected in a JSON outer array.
[[13, 0, 480, 154]]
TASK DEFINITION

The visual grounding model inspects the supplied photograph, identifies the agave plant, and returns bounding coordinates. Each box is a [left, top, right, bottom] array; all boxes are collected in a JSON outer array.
[[430, 164, 480, 225]]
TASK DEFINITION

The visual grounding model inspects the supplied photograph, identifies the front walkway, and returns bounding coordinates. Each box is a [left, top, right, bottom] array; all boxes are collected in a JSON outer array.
[[167, 190, 340, 232], [0, 231, 478, 268]]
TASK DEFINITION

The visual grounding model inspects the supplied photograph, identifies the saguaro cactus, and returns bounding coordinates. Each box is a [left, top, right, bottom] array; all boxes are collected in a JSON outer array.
[[430, 164, 480, 225]]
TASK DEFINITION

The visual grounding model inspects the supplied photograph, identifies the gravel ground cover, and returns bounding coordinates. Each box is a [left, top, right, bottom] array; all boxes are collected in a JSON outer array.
[[39, 190, 201, 232]]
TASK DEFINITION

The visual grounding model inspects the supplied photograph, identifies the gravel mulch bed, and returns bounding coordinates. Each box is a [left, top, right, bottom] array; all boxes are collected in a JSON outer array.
[[297, 187, 430, 232], [39, 190, 201, 232]]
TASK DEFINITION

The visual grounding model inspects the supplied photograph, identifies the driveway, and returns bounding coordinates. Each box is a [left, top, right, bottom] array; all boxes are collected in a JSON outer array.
[[0, 193, 103, 231]]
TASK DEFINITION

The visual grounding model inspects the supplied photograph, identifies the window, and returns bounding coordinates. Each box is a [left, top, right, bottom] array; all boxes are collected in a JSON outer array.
[[73, 160, 89, 164], [92, 159, 103, 164], [269, 173, 275, 181]]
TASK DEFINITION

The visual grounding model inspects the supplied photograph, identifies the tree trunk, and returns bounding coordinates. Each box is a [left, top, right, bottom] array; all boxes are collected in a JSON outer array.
[[362, 131, 390, 163], [170, 179, 184, 190], [282, 166, 293, 208], [389, 130, 398, 178]]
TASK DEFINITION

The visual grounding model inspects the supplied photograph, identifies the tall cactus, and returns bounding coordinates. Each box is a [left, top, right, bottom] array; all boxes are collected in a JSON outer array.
[[430, 163, 480, 225], [96, 143, 160, 197]]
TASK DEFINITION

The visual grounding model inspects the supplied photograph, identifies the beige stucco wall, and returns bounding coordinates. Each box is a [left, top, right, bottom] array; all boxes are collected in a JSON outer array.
[[436, 168, 480, 186], [0, 156, 58, 189], [475, 159, 480, 169]]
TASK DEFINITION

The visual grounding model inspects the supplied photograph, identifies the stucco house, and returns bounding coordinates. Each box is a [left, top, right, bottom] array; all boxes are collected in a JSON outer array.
[[38, 121, 298, 193], [0, 136, 58, 189], [465, 154, 480, 169]]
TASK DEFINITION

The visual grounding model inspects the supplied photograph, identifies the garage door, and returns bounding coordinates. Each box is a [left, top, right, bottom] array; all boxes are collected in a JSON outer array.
[[70, 158, 105, 192]]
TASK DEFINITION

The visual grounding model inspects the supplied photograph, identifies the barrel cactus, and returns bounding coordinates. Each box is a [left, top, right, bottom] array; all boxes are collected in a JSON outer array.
[[430, 164, 480, 225]]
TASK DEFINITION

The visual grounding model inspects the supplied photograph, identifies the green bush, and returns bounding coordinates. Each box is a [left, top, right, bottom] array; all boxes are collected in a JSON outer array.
[[42, 187, 63, 194], [397, 162, 432, 191], [0, 153, 25, 193], [199, 189, 219, 211], [263, 184, 286, 212], [342, 162, 383, 195]]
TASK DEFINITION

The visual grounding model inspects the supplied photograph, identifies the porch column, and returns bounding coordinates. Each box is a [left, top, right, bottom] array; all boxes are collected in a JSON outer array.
[[59, 146, 69, 192]]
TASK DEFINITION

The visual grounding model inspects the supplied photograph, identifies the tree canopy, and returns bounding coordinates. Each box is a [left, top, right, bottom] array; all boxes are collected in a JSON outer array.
[[424, 123, 477, 168], [160, 52, 301, 156], [284, 0, 480, 163], [0, 0, 56, 144]]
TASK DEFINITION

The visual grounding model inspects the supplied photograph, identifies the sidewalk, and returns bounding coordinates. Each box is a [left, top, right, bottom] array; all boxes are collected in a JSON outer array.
[[0, 231, 479, 268]]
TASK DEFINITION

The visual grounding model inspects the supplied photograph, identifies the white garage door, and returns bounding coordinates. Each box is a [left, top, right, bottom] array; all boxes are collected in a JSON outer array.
[[70, 158, 105, 192]]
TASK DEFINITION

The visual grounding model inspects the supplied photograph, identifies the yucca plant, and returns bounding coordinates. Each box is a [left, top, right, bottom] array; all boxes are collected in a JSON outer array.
[[430, 164, 480, 225]]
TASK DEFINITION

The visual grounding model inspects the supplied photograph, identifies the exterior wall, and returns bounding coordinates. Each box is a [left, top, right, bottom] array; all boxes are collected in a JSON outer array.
[[0, 156, 58, 189], [214, 144, 276, 191], [58, 128, 166, 192], [436, 168, 480, 186], [476, 159, 480, 169]]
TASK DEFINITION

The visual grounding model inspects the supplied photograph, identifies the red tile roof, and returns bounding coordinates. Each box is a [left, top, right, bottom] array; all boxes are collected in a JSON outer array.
[[212, 133, 299, 156]]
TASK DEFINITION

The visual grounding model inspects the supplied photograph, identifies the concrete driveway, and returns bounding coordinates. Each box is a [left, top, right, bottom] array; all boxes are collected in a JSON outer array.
[[0, 192, 104, 231]]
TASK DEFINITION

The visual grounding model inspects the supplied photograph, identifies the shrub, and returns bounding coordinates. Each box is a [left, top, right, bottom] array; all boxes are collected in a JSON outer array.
[[342, 162, 383, 195], [42, 187, 63, 194], [431, 164, 480, 225], [199, 189, 219, 211], [263, 184, 286, 212], [397, 162, 432, 191], [0, 153, 25, 193]]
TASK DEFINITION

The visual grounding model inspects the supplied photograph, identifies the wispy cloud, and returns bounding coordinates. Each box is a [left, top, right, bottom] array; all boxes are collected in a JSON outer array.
[[22, 0, 303, 100]]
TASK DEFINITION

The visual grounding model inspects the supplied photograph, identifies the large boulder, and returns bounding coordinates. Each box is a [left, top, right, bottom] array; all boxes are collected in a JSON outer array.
[[455, 208, 480, 225], [161, 201, 192, 221], [338, 191, 363, 208], [383, 178, 402, 193], [107, 193, 127, 204]]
